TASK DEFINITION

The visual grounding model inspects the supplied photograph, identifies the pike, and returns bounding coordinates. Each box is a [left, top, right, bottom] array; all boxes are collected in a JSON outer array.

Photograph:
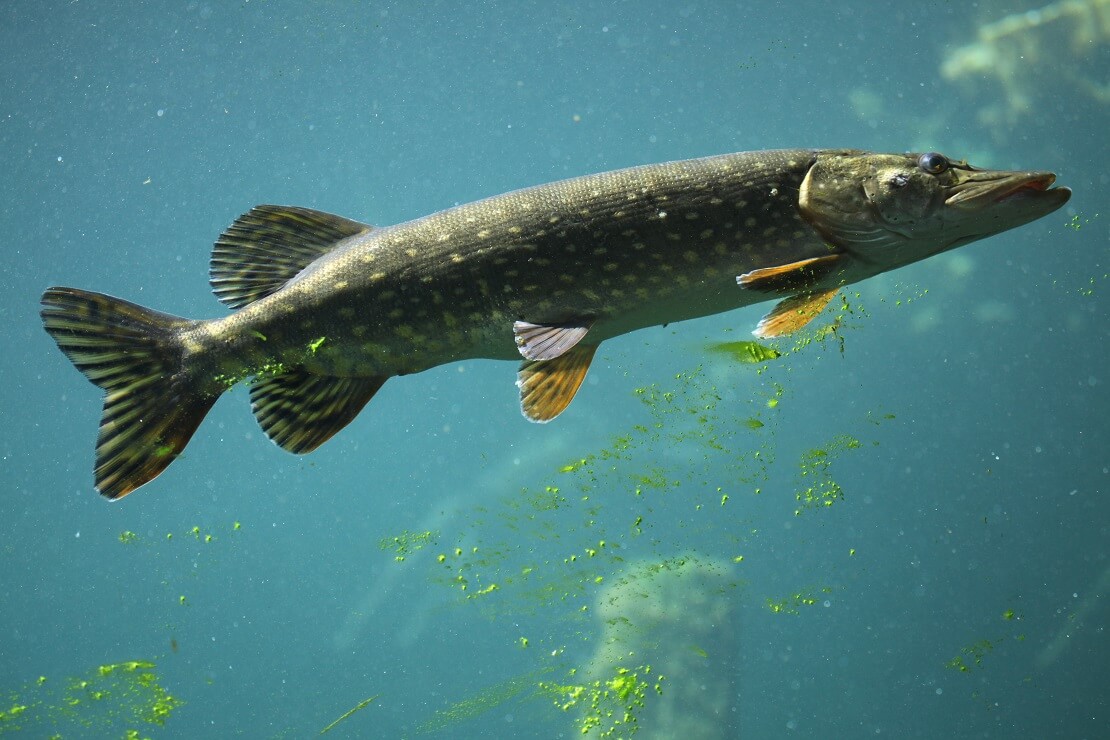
[[41, 149, 1070, 499]]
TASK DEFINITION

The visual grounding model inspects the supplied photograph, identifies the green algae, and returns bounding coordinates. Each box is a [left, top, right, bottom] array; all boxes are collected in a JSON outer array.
[[0, 660, 181, 736], [541, 665, 663, 738], [380, 529, 438, 561], [705, 340, 782, 364]]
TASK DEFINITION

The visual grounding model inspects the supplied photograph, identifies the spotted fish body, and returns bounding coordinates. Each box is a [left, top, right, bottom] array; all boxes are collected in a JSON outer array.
[[41, 148, 1070, 498]]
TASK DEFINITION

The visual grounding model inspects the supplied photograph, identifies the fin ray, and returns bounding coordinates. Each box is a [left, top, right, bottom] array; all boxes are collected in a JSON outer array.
[[250, 368, 387, 453], [737, 254, 841, 293], [210, 205, 372, 308], [40, 287, 219, 499], [517, 344, 597, 422], [513, 320, 593, 361], [753, 288, 840, 338]]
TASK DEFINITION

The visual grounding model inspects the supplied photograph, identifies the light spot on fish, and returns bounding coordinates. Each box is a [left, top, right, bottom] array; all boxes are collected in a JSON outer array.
[[438, 233, 450, 242], [338, 307, 355, 319], [450, 253, 464, 263], [683, 250, 699, 263], [508, 226, 522, 235], [477, 229, 491, 239], [593, 246, 608, 256], [604, 262, 619, 271], [709, 197, 723, 205], [549, 216, 560, 224], [769, 187, 779, 197], [352, 325, 366, 337], [700, 229, 714, 239], [405, 248, 418, 258], [667, 232, 682, 241], [685, 212, 700, 221], [361, 254, 376, 263], [370, 272, 386, 282], [333, 280, 348, 290]]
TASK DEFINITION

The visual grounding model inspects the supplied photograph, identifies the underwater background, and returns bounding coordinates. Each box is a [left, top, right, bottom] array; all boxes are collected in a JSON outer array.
[[1, 1, 1107, 737]]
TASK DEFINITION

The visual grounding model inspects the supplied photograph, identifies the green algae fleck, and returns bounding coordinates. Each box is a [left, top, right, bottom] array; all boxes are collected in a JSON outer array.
[[706, 340, 782, 364]]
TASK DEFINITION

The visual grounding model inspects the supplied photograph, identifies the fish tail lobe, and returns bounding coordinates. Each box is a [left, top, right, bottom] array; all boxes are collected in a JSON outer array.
[[40, 287, 219, 499]]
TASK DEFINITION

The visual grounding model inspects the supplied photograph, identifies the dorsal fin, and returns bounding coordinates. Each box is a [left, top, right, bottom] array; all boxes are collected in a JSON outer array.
[[210, 205, 373, 308]]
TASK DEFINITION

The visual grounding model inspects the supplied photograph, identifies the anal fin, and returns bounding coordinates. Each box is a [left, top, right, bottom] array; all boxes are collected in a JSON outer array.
[[517, 344, 598, 422], [753, 288, 839, 338], [250, 367, 388, 453]]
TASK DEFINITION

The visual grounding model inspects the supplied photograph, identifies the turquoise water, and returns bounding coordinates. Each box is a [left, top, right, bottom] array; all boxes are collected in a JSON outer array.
[[2, 1, 1106, 737]]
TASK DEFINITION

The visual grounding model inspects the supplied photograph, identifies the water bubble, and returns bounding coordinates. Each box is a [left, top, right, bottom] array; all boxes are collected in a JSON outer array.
[[157, 109, 164, 117]]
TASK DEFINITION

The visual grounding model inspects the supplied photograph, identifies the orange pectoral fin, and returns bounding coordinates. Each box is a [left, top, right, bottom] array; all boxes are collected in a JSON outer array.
[[737, 254, 841, 293], [753, 288, 840, 338]]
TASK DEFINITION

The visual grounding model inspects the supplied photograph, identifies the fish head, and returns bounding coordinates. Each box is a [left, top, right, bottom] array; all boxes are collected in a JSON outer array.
[[799, 150, 1071, 269]]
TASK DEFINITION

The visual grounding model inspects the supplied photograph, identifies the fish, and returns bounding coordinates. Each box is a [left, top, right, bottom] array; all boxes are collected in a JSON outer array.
[[41, 149, 1070, 499]]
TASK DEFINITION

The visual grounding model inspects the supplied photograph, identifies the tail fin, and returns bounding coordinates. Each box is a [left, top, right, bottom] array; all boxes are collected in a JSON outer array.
[[40, 287, 219, 499]]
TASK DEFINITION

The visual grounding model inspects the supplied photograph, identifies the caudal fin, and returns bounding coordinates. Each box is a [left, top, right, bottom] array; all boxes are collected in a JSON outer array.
[[40, 287, 219, 499]]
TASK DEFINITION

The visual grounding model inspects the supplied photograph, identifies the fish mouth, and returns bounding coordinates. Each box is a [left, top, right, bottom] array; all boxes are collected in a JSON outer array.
[[945, 170, 1071, 212]]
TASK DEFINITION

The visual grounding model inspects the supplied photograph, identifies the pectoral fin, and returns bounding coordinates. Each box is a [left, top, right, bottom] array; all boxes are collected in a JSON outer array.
[[753, 288, 839, 338], [513, 319, 593, 361], [517, 344, 597, 422], [737, 254, 841, 293]]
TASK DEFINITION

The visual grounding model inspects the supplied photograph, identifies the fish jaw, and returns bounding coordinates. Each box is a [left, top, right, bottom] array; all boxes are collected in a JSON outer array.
[[799, 151, 1072, 271], [941, 169, 1071, 244]]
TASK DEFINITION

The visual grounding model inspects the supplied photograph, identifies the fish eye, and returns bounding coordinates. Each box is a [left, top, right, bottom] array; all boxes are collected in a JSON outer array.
[[918, 152, 949, 175]]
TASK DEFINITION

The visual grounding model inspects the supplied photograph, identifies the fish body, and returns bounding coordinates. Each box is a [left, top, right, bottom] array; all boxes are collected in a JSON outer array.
[[41, 149, 1070, 498]]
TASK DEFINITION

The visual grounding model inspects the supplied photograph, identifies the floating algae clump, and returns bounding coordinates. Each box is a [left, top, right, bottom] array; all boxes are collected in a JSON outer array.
[[0, 660, 181, 736], [547, 555, 739, 738]]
